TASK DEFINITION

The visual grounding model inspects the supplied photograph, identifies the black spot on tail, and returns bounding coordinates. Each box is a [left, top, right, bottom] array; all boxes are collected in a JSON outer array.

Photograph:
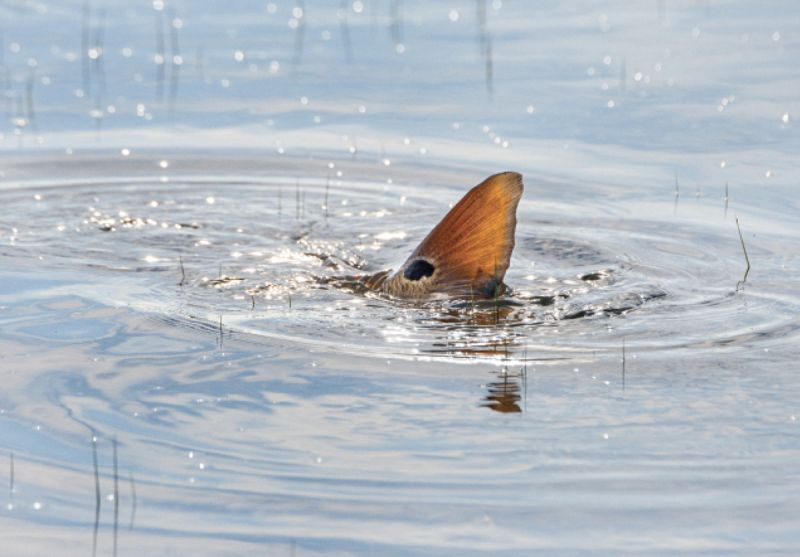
[[404, 259, 435, 281]]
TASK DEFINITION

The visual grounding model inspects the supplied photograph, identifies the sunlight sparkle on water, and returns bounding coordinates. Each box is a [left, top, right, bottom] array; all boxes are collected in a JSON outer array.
[[375, 231, 406, 241]]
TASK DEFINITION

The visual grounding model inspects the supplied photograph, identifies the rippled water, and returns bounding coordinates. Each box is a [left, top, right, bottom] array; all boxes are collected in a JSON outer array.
[[2, 1, 800, 556]]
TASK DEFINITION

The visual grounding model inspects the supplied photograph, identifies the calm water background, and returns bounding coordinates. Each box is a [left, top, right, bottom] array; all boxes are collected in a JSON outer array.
[[1, 1, 799, 555]]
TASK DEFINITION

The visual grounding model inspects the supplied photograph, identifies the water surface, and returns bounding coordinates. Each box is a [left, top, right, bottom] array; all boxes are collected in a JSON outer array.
[[1, 1, 799, 556]]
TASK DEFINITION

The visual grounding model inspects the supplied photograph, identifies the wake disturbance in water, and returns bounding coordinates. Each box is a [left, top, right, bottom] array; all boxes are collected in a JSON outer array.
[[5, 157, 788, 361]]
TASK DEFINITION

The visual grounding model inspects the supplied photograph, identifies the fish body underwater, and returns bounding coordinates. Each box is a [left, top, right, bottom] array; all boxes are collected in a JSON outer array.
[[361, 172, 524, 299]]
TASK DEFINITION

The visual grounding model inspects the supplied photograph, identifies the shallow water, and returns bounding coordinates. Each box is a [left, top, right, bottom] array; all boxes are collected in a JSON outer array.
[[2, 1, 800, 556]]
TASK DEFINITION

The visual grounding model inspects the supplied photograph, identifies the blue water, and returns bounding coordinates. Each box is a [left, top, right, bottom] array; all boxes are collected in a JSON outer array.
[[1, 1, 799, 556]]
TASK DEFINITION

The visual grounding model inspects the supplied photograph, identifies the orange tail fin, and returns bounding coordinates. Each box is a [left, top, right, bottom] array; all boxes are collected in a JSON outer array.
[[387, 171, 523, 298]]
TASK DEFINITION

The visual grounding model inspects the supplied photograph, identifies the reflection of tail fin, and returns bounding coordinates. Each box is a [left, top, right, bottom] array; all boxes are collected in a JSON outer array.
[[483, 374, 523, 413], [396, 172, 523, 297]]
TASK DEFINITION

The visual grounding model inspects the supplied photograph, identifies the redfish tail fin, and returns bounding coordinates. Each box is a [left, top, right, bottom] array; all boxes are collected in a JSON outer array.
[[399, 171, 523, 297]]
